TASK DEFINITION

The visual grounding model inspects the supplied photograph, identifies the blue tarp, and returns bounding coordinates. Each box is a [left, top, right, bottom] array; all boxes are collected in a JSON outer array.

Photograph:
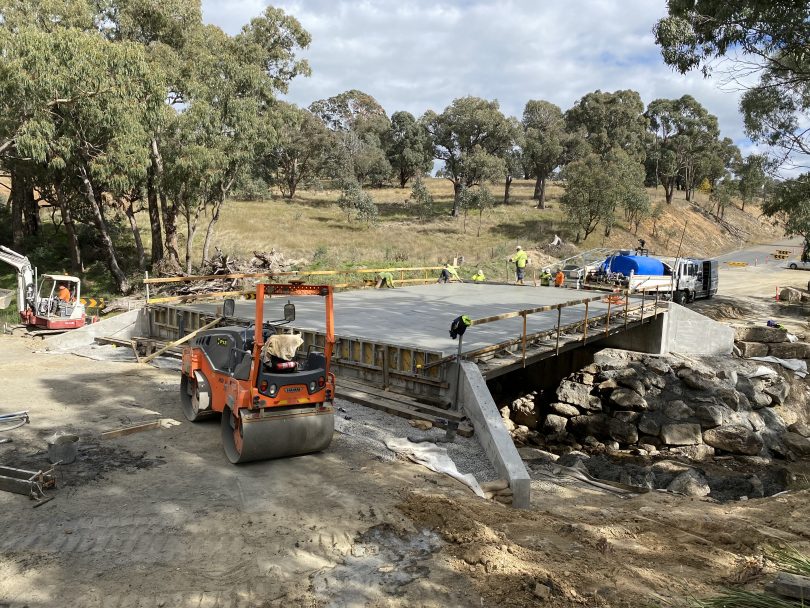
[[602, 255, 665, 276]]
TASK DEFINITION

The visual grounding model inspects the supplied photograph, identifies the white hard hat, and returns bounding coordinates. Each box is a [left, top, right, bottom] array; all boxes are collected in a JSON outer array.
[[516, 245, 522, 250]]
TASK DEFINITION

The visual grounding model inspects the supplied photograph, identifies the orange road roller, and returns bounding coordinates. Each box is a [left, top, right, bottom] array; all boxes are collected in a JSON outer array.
[[180, 283, 335, 463]]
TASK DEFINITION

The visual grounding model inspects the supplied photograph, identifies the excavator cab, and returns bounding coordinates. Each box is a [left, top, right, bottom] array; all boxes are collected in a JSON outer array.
[[181, 284, 335, 464], [36, 275, 82, 318]]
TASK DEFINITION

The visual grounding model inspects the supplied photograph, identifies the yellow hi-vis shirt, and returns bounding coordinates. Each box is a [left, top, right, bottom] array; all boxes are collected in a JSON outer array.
[[511, 250, 528, 268], [471, 272, 486, 282]]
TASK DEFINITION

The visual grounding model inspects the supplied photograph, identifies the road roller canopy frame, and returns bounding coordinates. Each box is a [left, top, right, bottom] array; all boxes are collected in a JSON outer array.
[[181, 284, 336, 463]]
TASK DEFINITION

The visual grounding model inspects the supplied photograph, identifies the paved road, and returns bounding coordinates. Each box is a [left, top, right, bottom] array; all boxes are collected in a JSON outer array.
[[712, 237, 803, 266]]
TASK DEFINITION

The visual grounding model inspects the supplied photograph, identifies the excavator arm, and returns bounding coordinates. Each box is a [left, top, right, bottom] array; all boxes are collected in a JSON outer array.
[[0, 246, 35, 315]]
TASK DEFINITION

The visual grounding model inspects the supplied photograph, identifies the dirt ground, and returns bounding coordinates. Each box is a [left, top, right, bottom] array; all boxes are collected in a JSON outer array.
[[0, 333, 808, 608]]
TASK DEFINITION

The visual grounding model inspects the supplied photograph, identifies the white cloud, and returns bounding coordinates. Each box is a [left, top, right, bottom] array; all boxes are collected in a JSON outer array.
[[202, 0, 750, 148]]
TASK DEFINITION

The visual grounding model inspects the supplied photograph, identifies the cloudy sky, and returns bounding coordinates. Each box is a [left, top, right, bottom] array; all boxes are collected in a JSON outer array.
[[201, 0, 753, 153]]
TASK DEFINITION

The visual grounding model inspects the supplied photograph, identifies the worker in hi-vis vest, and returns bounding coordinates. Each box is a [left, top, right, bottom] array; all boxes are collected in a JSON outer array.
[[509, 246, 529, 285], [471, 269, 486, 283]]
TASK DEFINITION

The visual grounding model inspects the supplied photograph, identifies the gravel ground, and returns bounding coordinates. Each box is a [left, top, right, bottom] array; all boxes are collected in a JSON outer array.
[[333, 398, 499, 483]]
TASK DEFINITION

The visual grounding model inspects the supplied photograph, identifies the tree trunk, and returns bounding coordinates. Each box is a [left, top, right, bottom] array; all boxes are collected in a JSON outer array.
[[477, 208, 483, 237], [201, 193, 225, 265], [10, 169, 24, 249], [123, 199, 146, 271], [664, 179, 675, 204], [146, 165, 164, 266], [55, 183, 82, 274], [400, 168, 408, 188], [184, 199, 204, 274], [536, 177, 547, 210], [451, 181, 461, 217], [533, 175, 542, 200], [22, 181, 39, 237], [503, 175, 512, 205], [79, 164, 130, 293], [151, 138, 181, 270]]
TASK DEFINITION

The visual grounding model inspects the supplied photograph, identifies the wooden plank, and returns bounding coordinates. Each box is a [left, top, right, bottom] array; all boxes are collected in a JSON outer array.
[[338, 378, 463, 421], [100, 418, 181, 440], [336, 386, 473, 437], [141, 317, 222, 363], [143, 266, 444, 284], [148, 290, 251, 304]]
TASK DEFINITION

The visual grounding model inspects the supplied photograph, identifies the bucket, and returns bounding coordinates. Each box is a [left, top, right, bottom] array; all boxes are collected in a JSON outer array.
[[46, 433, 79, 464]]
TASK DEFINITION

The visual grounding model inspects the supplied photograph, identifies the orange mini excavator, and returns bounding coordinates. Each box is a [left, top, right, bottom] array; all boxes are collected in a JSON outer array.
[[180, 283, 335, 463]]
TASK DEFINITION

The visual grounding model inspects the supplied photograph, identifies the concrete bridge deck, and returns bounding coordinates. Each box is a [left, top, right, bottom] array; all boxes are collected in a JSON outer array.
[[172, 283, 613, 358]]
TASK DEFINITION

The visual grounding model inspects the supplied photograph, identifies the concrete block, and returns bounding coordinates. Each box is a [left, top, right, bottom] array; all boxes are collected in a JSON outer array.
[[733, 325, 788, 343], [769, 572, 810, 601], [43, 309, 148, 351], [736, 341, 769, 358], [459, 361, 531, 508]]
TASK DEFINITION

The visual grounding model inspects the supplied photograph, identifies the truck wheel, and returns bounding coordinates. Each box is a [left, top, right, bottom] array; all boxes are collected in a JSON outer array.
[[686, 290, 695, 304], [673, 291, 686, 305], [790, 263, 798, 269]]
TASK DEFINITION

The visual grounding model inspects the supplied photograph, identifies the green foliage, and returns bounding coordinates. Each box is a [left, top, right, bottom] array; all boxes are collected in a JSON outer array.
[[336, 182, 378, 225], [522, 100, 565, 204], [425, 96, 513, 216], [709, 176, 739, 219], [655, 1, 810, 163], [560, 148, 647, 241], [259, 103, 331, 198], [646, 95, 723, 202], [736, 153, 774, 210], [565, 90, 649, 162], [384, 111, 433, 188], [409, 174, 434, 220], [309, 89, 387, 132], [763, 173, 810, 245]]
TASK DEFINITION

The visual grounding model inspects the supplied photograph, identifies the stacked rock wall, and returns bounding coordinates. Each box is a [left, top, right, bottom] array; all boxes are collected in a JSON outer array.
[[500, 348, 810, 460]]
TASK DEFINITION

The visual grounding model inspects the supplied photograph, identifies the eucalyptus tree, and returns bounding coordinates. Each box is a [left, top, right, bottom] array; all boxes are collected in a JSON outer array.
[[384, 111, 433, 188], [522, 100, 566, 208], [424, 97, 513, 216]]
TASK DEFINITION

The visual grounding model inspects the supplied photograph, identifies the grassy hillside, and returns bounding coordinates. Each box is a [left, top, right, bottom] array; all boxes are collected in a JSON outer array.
[[0, 177, 784, 305], [199, 178, 781, 279]]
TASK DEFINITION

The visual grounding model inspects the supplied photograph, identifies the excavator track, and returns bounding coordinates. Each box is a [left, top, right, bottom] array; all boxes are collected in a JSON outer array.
[[221, 405, 334, 464]]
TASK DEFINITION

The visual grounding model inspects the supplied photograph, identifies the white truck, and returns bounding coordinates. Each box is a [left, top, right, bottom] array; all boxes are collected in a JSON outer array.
[[595, 253, 719, 304]]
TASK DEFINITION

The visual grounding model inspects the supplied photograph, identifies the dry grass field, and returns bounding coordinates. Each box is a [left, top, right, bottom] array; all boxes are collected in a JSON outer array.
[[186, 177, 781, 280]]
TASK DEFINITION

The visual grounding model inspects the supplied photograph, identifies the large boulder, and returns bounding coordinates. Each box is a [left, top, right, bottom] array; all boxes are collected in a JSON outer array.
[[593, 349, 632, 369], [660, 423, 703, 446], [667, 469, 711, 497], [768, 342, 810, 359], [556, 381, 594, 409], [549, 402, 581, 418], [735, 341, 769, 358], [670, 444, 715, 460], [779, 287, 803, 304], [782, 432, 810, 456], [733, 326, 788, 343], [609, 388, 648, 411], [736, 377, 773, 409], [638, 413, 661, 436], [677, 368, 716, 391], [569, 414, 609, 437], [664, 400, 694, 421], [512, 397, 539, 428], [608, 418, 638, 444], [643, 356, 672, 376], [543, 414, 568, 434], [788, 422, 810, 438], [695, 404, 726, 429], [763, 379, 790, 405], [703, 425, 764, 455], [616, 376, 646, 397]]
